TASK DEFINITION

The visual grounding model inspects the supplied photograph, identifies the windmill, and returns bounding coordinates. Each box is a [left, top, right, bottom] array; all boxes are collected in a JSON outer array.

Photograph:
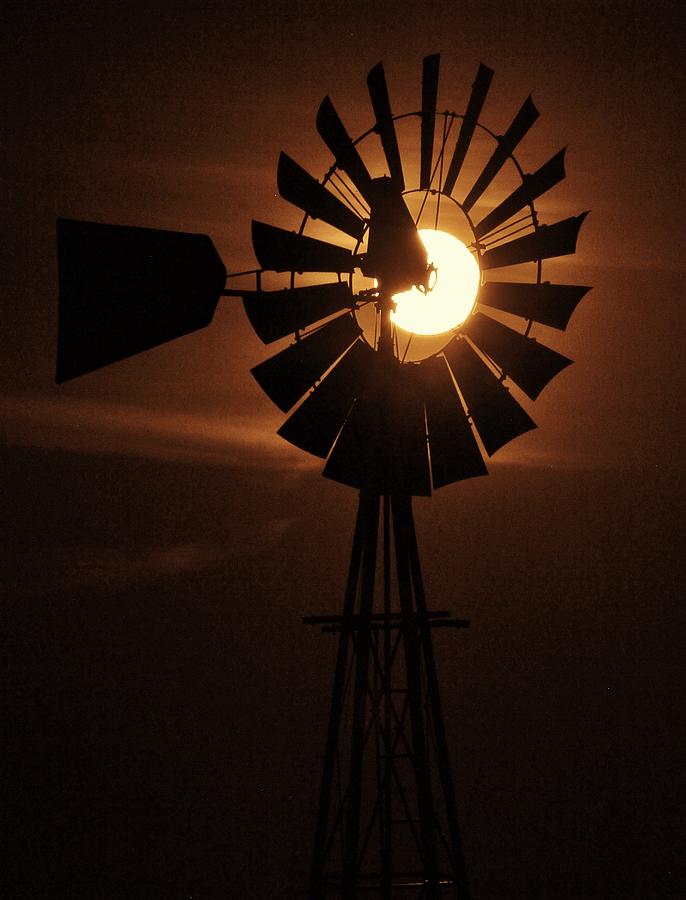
[[56, 55, 589, 898]]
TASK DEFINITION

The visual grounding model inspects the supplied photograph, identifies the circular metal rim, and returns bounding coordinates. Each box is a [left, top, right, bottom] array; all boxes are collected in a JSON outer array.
[[286, 107, 544, 364]]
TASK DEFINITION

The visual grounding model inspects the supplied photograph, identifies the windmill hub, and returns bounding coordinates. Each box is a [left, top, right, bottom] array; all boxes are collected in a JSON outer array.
[[361, 176, 433, 295]]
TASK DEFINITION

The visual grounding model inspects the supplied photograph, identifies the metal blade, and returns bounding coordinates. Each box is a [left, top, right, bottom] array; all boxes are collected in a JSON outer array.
[[478, 281, 591, 330], [474, 148, 567, 239], [367, 61, 404, 191], [390, 364, 432, 497], [251, 313, 361, 412], [323, 360, 431, 496], [251, 221, 356, 273], [277, 339, 374, 458], [418, 355, 487, 488], [461, 311, 572, 400], [443, 337, 536, 456], [442, 63, 494, 197], [480, 212, 588, 269], [243, 281, 353, 344], [316, 95, 375, 204], [55, 218, 225, 382], [461, 96, 539, 212], [277, 153, 365, 241], [420, 54, 440, 189]]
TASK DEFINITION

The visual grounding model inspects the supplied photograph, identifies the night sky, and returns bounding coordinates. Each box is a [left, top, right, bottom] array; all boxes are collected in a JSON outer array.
[[4, 2, 684, 898]]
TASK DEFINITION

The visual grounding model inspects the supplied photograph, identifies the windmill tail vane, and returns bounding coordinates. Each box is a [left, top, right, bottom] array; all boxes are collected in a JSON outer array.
[[55, 53, 589, 897]]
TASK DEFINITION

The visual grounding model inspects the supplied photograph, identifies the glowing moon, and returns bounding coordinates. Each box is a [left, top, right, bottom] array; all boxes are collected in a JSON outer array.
[[391, 229, 480, 335]]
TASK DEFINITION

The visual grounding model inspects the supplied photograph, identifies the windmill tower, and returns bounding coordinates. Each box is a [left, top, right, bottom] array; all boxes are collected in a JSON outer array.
[[56, 55, 589, 898]]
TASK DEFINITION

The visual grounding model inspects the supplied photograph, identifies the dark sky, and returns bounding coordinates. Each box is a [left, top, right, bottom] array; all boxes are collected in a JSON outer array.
[[3, 2, 684, 897]]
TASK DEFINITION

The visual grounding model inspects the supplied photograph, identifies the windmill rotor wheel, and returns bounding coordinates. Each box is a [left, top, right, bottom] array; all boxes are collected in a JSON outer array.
[[306, 113, 542, 357], [243, 56, 590, 496]]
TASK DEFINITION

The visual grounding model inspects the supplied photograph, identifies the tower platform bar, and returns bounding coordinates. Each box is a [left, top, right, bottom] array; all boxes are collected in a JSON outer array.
[[304, 611, 470, 633]]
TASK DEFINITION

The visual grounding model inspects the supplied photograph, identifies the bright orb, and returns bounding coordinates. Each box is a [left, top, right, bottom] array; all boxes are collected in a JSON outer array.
[[391, 229, 480, 335]]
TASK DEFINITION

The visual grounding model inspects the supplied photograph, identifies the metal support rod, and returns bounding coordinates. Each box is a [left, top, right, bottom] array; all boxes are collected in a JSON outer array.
[[407, 507, 471, 898], [376, 288, 394, 360], [382, 493, 392, 899], [309, 493, 368, 899], [391, 493, 441, 898], [343, 492, 380, 897]]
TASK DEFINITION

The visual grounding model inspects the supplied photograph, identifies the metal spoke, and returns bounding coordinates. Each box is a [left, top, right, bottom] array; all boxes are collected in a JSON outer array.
[[414, 113, 456, 228]]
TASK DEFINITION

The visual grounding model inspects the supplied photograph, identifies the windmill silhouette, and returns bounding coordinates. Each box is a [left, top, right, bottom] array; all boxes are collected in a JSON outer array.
[[56, 55, 589, 897]]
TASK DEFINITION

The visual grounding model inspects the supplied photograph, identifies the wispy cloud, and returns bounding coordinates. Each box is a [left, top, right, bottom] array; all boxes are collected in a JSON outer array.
[[9, 540, 236, 598], [65, 542, 221, 591], [3, 392, 316, 471], [3, 389, 620, 478]]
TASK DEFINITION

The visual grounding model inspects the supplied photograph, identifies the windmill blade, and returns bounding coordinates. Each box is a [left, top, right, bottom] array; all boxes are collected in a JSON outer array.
[[252, 221, 356, 273], [461, 311, 572, 400], [277, 339, 375, 458], [243, 281, 353, 344], [418, 355, 487, 488], [55, 218, 225, 383], [250, 313, 361, 412], [277, 153, 365, 241], [323, 360, 431, 496], [443, 337, 536, 456], [461, 95, 539, 213], [367, 61, 404, 191], [474, 148, 567, 240], [478, 281, 591, 330], [316, 95, 375, 204], [390, 364, 432, 497], [420, 54, 440, 189], [442, 63, 494, 197], [480, 212, 588, 269]]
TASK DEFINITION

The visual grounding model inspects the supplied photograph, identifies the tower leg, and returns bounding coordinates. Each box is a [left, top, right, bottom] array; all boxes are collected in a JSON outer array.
[[306, 492, 470, 897], [391, 493, 441, 898], [309, 492, 376, 898], [405, 501, 470, 897], [343, 493, 380, 897]]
